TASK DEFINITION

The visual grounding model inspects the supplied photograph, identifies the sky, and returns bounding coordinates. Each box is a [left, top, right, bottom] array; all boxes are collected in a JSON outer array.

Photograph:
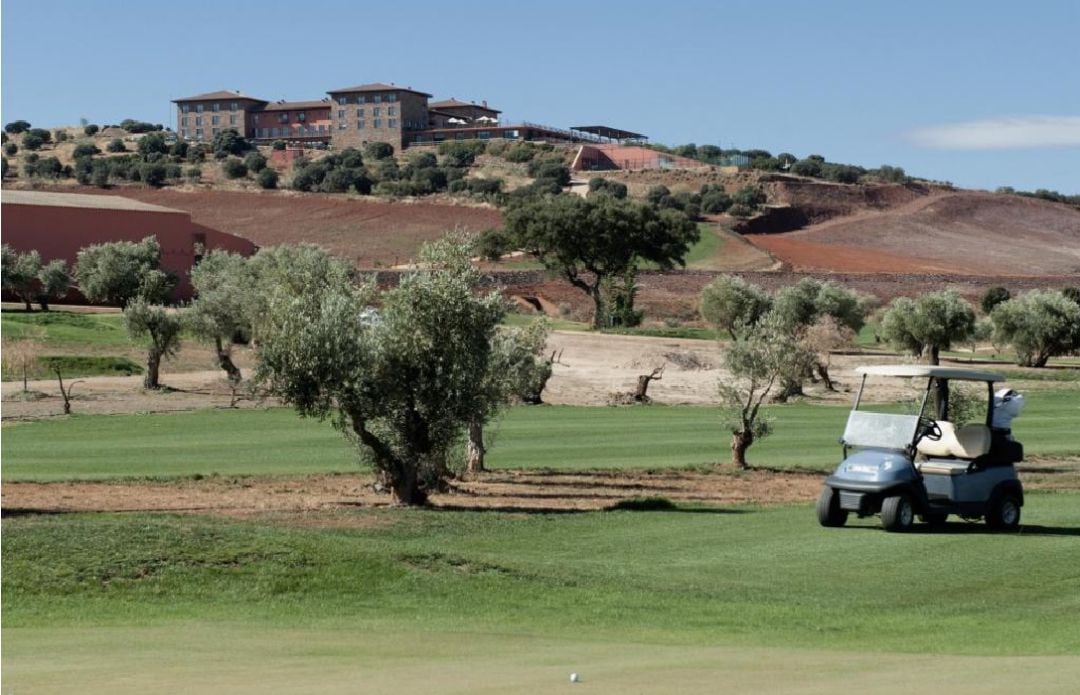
[[3, 0, 1078, 192]]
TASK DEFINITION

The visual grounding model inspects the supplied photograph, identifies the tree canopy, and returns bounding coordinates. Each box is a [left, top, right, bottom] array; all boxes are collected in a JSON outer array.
[[75, 236, 175, 308], [482, 195, 699, 327], [254, 239, 507, 505], [990, 290, 1080, 367], [699, 275, 773, 339], [879, 290, 976, 365]]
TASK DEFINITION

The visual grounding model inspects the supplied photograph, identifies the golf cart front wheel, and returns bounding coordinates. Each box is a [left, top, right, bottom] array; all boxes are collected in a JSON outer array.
[[881, 494, 914, 532], [816, 487, 848, 527], [986, 493, 1022, 531]]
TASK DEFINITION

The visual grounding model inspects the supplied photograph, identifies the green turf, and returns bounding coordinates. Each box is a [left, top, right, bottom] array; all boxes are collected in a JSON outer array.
[[501, 313, 588, 332], [4, 495, 1080, 657], [1, 310, 132, 347], [3, 355, 143, 381], [4, 393, 1078, 482]]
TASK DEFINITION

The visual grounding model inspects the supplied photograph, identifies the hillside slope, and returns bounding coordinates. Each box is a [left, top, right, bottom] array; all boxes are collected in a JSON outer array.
[[746, 190, 1080, 275]]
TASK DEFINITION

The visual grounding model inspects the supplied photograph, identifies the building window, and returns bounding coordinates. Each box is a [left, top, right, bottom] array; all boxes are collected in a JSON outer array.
[[387, 93, 397, 102], [297, 112, 306, 122], [388, 118, 398, 129], [357, 107, 364, 117], [388, 106, 396, 116], [338, 109, 345, 119], [338, 122, 346, 129], [211, 115, 220, 125], [212, 127, 220, 136], [338, 96, 347, 105], [357, 95, 366, 104], [279, 113, 289, 123], [195, 116, 203, 126], [373, 118, 382, 129], [357, 119, 365, 130], [213, 103, 221, 112], [181, 117, 189, 127], [318, 124, 326, 133], [196, 104, 204, 113], [373, 95, 382, 103], [196, 128, 204, 139], [230, 115, 237, 125], [373, 107, 381, 117], [281, 126, 290, 138], [254, 115, 260, 124], [182, 104, 190, 113], [231, 102, 239, 111], [271, 127, 278, 137]]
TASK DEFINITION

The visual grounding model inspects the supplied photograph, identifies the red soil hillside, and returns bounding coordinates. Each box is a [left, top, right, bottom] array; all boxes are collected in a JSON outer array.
[[746, 191, 1080, 276], [57, 187, 502, 267]]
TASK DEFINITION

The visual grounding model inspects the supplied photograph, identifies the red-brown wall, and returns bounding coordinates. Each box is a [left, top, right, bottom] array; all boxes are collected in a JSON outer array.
[[2, 202, 257, 303]]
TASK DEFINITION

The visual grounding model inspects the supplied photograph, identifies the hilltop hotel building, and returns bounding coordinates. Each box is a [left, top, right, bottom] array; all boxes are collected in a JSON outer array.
[[172, 82, 645, 151]]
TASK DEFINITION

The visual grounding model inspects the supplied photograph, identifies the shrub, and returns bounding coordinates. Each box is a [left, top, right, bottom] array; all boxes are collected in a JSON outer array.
[[728, 203, 754, 218], [54, 130, 70, 143], [222, 158, 248, 179], [21, 133, 44, 151], [119, 119, 158, 134], [91, 164, 110, 187], [185, 166, 202, 182], [84, 124, 100, 136], [169, 141, 189, 159], [990, 291, 1080, 368], [137, 133, 168, 157], [440, 140, 487, 167], [106, 138, 126, 153], [271, 139, 286, 151], [72, 143, 100, 158], [588, 178, 628, 199], [791, 158, 823, 177], [503, 143, 536, 163], [211, 129, 251, 158], [256, 168, 279, 189], [529, 159, 570, 187], [24, 156, 65, 179], [981, 286, 1011, 315], [27, 128, 52, 144], [139, 162, 168, 187], [244, 151, 267, 172], [4, 120, 31, 134], [700, 190, 733, 214], [4, 142, 16, 156], [363, 142, 394, 160], [733, 186, 766, 208]]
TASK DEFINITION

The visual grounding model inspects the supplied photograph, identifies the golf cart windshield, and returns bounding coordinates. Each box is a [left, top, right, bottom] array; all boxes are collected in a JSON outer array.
[[842, 411, 920, 451]]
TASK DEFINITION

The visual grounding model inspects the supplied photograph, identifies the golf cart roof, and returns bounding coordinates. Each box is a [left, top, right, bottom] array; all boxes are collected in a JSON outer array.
[[855, 365, 1005, 382]]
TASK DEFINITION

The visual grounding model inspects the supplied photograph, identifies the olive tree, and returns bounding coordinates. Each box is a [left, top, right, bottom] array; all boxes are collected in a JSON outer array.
[[255, 240, 506, 505], [186, 250, 253, 386], [721, 313, 815, 468], [75, 236, 174, 307], [1, 246, 42, 311], [879, 290, 976, 365], [699, 275, 772, 339], [36, 259, 72, 310], [482, 195, 699, 328], [124, 298, 182, 389], [770, 278, 868, 396], [990, 290, 1080, 367], [466, 317, 551, 474]]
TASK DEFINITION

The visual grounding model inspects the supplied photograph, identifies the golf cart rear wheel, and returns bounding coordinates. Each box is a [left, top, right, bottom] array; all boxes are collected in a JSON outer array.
[[816, 487, 848, 527], [986, 492, 1022, 531], [881, 494, 914, 532]]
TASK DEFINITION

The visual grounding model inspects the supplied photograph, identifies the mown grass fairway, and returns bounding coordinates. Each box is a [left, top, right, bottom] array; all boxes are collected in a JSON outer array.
[[4, 496, 1080, 693], [4, 392, 1079, 481], [1, 310, 131, 347]]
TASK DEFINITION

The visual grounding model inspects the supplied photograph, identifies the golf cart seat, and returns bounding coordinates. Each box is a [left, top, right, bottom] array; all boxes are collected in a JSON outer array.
[[916, 421, 991, 460]]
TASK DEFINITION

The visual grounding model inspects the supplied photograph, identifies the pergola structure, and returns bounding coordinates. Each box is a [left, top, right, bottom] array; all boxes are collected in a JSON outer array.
[[570, 125, 648, 144]]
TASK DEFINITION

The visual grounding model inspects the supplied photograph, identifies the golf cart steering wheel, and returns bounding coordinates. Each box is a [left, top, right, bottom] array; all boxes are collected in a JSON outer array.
[[918, 416, 942, 442]]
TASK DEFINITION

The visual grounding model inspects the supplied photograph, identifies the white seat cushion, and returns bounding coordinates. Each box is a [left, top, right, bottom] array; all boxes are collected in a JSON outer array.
[[916, 422, 991, 460]]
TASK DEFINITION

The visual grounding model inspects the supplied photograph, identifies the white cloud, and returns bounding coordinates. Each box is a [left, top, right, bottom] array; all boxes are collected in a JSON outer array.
[[907, 116, 1080, 150]]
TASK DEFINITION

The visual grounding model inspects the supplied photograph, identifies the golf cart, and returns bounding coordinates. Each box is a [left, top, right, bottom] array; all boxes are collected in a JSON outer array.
[[817, 365, 1025, 532]]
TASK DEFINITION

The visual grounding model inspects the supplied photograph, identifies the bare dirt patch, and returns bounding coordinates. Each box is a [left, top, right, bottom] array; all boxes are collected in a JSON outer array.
[[40, 186, 502, 268], [0, 469, 826, 520], [5, 460, 1076, 523], [747, 191, 1080, 275]]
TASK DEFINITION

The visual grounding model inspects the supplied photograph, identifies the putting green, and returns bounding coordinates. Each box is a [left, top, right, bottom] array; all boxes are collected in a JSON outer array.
[[5, 625, 1079, 694]]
